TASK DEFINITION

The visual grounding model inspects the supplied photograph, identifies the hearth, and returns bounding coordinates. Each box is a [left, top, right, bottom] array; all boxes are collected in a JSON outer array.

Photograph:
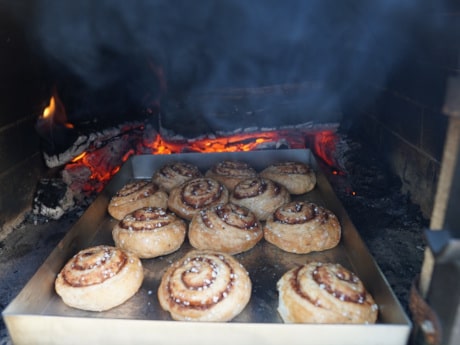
[[0, 1, 459, 345]]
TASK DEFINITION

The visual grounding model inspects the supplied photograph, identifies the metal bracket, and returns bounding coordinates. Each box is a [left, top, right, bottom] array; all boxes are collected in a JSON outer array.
[[425, 229, 460, 263]]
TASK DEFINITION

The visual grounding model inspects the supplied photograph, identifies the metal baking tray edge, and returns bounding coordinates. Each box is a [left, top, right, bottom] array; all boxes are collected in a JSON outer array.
[[3, 149, 411, 345]]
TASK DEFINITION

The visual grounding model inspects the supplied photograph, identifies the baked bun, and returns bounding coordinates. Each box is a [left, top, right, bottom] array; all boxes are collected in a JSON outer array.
[[158, 250, 252, 321], [229, 177, 290, 221], [189, 202, 263, 254], [205, 160, 257, 190], [112, 207, 187, 259], [277, 262, 378, 324], [108, 180, 168, 220], [260, 161, 316, 194], [167, 177, 229, 220], [152, 161, 202, 192], [55, 245, 144, 312], [264, 201, 341, 254]]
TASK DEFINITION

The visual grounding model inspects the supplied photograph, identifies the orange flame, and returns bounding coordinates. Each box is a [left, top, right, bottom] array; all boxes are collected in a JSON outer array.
[[143, 129, 309, 155], [41, 90, 74, 129], [71, 151, 87, 163], [66, 128, 341, 197], [42, 96, 56, 119]]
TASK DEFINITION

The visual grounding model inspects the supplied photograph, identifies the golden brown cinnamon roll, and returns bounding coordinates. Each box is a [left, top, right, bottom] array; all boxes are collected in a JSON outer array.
[[55, 245, 144, 312], [260, 161, 316, 194], [158, 250, 252, 321], [264, 201, 341, 254], [189, 202, 263, 254], [167, 177, 229, 220], [277, 262, 378, 324], [152, 161, 202, 192], [229, 177, 290, 221], [108, 179, 168, 220], [112, 207, 187, 259], [205, 160, 257, 190]]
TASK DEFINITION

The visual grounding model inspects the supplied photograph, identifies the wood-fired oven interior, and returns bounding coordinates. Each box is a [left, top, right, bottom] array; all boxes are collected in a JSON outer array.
[[0, 1, 458, 344]]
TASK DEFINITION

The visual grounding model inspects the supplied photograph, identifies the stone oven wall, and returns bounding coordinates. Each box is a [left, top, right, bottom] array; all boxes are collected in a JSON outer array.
[[345, 2, 457, 218], [0, 8, 49, 239]]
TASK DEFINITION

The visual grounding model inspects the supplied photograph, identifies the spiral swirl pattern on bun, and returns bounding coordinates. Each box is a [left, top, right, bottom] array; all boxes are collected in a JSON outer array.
[[264, 201, 341, 254], [158, 250, 252, 321], [277, 262, 378, 324], [168, 178, 229, 220], [152, 161, 202, 192], [55, 245, 144, 311], [108, 179, 168, 220], [205, 160, 257, 190], [189, 202, 263, 254], [112, 207, 187, 259], [230, 177, 290, 221], [260, 161, 316, 194]]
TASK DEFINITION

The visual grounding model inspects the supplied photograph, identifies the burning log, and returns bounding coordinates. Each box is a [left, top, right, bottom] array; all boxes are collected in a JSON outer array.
[[35, 89, 150, 169], [33, 86, 343, 220], [61, 123, 145, 201], [42, 122, 146, 168], [33, 122, 343, 221], [33, 122, 150, 219]]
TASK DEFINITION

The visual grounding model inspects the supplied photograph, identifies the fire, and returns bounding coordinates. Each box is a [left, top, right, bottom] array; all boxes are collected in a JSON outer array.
[[143, 130, 310, 154], [66, 127, 342, 200], [312, 130, 339, 169], [71, 152, 87, 163], [41, 81, 343, 204], [40, 90, 74, 129], [42, 96, 56, 119]]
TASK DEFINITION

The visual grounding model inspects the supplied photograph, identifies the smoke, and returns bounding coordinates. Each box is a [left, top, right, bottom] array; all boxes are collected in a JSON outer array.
[[4, 0, 447, 124]]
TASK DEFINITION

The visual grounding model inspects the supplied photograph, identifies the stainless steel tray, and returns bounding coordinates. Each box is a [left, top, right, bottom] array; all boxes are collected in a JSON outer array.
[[3, 149, 411, 345]]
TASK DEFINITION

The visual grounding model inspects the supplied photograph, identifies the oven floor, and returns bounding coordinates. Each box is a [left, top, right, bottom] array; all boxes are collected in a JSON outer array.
[[0, 135, 428, 345]]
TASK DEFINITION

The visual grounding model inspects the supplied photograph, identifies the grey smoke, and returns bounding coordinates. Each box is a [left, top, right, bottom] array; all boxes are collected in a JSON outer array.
[[3, 0, 447, 123]]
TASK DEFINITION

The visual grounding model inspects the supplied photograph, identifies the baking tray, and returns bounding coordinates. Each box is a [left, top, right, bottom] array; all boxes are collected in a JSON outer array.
[[3, 149, 411, 345]]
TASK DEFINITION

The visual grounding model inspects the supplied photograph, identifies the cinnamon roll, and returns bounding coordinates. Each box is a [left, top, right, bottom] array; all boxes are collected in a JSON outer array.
[[55, 245, 144, 312], [167, 177, 229, 220], [205, 160, 257, 190], [112, 207, 187, 259], [108, 179, 168, 220], [189, 202, 263, 254], [277, 262, 378, 324], [229, 177, 290, 221], [264, 201, 341, 254], [260, 161, 316, 194], [158, 250, 252, 321], [152, 161, 202, 192]]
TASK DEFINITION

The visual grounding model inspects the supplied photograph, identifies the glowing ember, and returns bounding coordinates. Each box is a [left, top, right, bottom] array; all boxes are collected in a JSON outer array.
[[65, 127, 341, 200], [312, 130, 340, 169], [143, 132, 274, 153], [71, 152, 87, 163]]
